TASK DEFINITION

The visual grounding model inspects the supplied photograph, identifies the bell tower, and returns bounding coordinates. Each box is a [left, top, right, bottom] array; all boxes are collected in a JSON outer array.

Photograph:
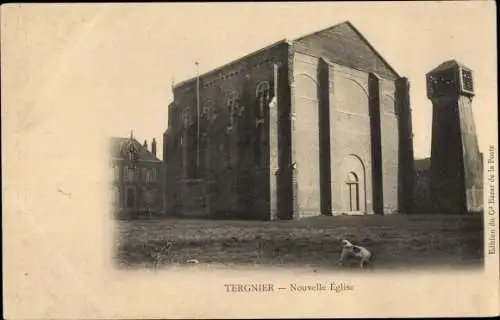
[[426, 60, 483, 214]]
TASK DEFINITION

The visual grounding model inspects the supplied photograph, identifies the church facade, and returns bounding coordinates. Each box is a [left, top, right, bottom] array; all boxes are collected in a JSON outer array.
[[163, 21, 415, 220]]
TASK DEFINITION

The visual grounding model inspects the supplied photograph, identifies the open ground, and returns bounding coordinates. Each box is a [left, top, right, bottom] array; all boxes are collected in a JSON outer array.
[[115, 214, 483, 271]]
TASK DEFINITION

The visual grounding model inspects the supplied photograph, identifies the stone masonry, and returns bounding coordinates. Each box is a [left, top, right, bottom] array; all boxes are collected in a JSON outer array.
[[164, 21, 414, 220]]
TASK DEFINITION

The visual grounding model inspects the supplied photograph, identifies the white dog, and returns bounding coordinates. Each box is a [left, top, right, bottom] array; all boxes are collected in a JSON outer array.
[[339, 240, 375, 269]]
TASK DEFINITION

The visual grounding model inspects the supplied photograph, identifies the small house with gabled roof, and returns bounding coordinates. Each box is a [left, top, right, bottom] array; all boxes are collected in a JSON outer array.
[[110, 133, 163, 219]]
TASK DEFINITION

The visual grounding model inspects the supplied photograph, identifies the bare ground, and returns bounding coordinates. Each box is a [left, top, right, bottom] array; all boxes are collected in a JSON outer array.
[[114, 214, 483, 271]]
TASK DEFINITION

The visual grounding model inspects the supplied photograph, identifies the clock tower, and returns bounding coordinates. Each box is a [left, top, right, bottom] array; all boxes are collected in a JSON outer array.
[[426, 60, 483, 214]]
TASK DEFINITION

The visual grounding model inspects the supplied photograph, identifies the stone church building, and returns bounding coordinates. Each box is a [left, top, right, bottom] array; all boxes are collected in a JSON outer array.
[[163, 21, 414, 220]]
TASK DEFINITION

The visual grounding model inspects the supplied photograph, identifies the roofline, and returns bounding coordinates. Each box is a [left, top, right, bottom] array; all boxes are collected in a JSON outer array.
[[110, 136, 162, 162], [173, 39, 288, 90], [292, 20, 349, 42], [112, 157, 162, 163], [425, 59, 470, 76], [173, 21, 401, 89], [343, 21, 401, 79], [293, 20, 401, 79]]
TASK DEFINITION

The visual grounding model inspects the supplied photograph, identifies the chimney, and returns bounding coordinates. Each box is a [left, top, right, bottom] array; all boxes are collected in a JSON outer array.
[[143, 139, 148, 150], [151, 138, 157, 156]]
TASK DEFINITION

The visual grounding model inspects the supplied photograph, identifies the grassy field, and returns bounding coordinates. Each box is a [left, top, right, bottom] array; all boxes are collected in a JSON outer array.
[[115, 214, 483, 271]]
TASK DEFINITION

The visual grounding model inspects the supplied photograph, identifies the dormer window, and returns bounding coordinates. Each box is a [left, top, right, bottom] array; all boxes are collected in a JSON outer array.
[[127, 142, 139, 163]]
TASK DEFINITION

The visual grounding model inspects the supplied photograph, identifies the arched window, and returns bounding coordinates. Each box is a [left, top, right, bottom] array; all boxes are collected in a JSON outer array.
[[123, 165, 129, 181], [255, 81, 270, 126], [254, 81, 270, 166], [225, 91, 238, 168], [345, 172, 360, 211], [203, 99, 215, 122], [226, 91, 238, 131], [198, 99, 213, 176], [182, 106, 191, 128]]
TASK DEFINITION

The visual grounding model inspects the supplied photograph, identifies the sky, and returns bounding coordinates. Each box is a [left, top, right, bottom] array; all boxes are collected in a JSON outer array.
[[2, 2, 497, 161], [1, 5, 497, 314]]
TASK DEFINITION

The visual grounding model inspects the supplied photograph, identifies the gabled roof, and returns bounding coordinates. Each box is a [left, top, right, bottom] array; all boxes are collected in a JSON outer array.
[[292, 21, 400, 80], [173, 20, 400, 89], [426, 59, 470, 75], [110, 137, 160, 162]]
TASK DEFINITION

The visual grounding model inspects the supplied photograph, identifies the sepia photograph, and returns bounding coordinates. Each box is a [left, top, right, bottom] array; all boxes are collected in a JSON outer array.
[[111, 14, 484, 273], [2, 2, 498, 319]]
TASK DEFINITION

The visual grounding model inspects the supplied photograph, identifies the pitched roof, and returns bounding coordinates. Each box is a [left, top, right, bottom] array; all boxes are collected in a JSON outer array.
[[110, 137, 160, 162], [292, 21, 400, 80], [426, 59, 470, 75], [172, 39, 287, 90], [173, 20, 400, 89]]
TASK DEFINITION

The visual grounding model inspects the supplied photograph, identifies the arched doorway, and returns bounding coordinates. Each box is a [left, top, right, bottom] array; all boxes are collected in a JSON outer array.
[[334, 154, 367, 214], [345, 172, 360, 212]]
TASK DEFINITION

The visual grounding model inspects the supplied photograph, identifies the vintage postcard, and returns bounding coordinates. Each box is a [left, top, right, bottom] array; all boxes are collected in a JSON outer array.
[[2, 2, 499, 318]]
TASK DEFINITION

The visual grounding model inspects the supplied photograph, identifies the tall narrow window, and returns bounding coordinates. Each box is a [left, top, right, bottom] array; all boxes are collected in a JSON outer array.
[[182, 106, 191, 128], [128, 167, 135, 182], [123, 166, 129, 181], [255, 81, 270, 166], [345, 172, 360, 211], [126, 187, 136, 209], [113, 164, 120, 181], [187, 123, 198, 178], [200, 99, 213, 175], [112, 186, 120, 208], [203, 99, 214, 122], [226, 91, 238, 167], [226, 91, 237, 131]]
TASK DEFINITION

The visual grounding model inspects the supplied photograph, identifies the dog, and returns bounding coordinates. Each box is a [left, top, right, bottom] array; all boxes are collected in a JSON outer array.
[[339, 240, 375, 269]]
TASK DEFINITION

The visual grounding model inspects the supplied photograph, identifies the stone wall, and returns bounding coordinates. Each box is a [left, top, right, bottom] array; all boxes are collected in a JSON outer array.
[[413, 158, 432, 214], [457, 96, 484, 212], [379, 78, 399, 213], [292, 52, 322, 218], [112, 160, 164, 220], [287, 53, 403, 217], [163, 21, 413, 219], [165, 43, 288, 219], [395, 78, 415, 214], [330, 64, 374, 214]]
